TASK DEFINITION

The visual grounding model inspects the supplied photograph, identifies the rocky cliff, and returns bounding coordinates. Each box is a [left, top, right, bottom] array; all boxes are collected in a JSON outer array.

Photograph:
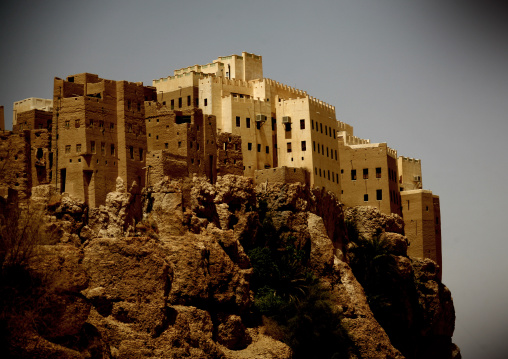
[[0, 176, 460, 358]]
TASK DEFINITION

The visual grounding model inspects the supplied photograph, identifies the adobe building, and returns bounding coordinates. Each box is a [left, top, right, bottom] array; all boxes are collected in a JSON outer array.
[[337, 138, 402, 217], [51, 73, 156, 207], [144, 105, 243, 185], [153, 52, 338, 191], [13, 97, 53, 126]]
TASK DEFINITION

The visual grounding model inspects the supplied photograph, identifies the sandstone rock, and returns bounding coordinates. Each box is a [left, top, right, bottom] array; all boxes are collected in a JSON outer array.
[[383, 232, 409, 256], [308, 212, 334, 274], [329, 259, 405, 359], [345, 206, 404, 239], [219, 327, 292, 359], [216, 314, 251, 350], [83, 237, 173, 336]]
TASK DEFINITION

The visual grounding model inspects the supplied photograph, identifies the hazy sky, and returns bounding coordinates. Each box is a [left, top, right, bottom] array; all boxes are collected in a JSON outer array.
[[1, 1, 508, 357]]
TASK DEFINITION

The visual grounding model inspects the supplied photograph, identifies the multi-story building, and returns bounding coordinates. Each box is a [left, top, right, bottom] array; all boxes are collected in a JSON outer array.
[[1, 52, 443, 269], [153, 52, 341, 193], [52, 73, 156, 207], [13, 97, 53, 126]]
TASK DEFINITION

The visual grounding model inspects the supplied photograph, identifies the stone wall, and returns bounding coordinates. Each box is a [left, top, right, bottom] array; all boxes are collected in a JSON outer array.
[[254, 166, 308, 185], [0, 131, 31, 199], [216, 132, 243, 176]]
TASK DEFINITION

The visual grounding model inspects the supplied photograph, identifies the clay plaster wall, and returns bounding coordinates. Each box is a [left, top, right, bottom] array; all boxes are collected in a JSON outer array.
[[276, 97, 340, 196], [338, 142, 401, 216], [401, 190, 442, 274], [14, 109, 52, 132], [13, 97, 53, 126], [254, 166, 308, 185], [397, 156, 422, 191]]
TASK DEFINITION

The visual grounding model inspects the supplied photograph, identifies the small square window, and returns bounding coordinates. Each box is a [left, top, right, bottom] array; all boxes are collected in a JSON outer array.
[[65, 120, 70, 129], [65, 145, 71, 154]]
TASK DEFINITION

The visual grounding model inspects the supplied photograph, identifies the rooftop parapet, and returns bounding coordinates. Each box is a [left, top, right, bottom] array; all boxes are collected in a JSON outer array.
[[398, 155, 421, 163], [337, 131, 370, 145], [264, 78, 308, 97]]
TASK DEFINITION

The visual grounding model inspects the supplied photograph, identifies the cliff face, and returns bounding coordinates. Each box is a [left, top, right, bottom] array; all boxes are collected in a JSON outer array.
[[0, 176, 460, 358]]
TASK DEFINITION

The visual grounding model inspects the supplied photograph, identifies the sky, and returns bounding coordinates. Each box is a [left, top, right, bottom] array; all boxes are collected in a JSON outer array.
[[1, 1, 508, 357]]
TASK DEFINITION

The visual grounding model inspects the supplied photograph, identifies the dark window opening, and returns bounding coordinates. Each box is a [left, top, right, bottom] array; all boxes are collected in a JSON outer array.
[[204, 98, 208, 106], [287, 142, 292, 153], [300, 119, 305, 129], [248, 143, 252, 151], [175, 115, 191, 124], [171, 99, 174, 109], [376, 167, 382, 178], [363, 168, 369, 179], [236, 116, 241, 127], [364, 194, 369, 202], [301, 141, 306, 151], [351, 169, 357, 180], [246, 118, 251, 128], [257, 144, 261, 152], [178, 97, 182, 108], [272, 118, 276, 131], [187, 95, 191, 106], [377, 189, 382, 201], [266, 146, 269, 154]]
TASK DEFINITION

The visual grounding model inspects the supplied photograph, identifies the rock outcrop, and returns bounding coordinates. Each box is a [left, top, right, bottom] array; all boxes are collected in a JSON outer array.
[[0, 175, 460, 358]]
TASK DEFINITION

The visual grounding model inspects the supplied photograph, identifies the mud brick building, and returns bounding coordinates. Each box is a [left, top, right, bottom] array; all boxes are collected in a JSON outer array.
[[52, 73, 156, 207]]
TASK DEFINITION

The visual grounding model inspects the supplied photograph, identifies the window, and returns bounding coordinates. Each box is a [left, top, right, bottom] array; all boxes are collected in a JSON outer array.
[[75, 119, 80, 127], [91, 141, 96, 153], [319, 168, 322, 177], [335, 150, 338, 160], [128, 124, 133, 133], [376, 167, 381, 178], [110, 122, 115, 130], [76, 144, 81, 153], [320, 123, 323, 133], [364, 194, 369, 202], [101, 142, 105, 155], [376, 189, 382, 201], [178, 141, 182, 148], [236, 116, 241, 127], [287, 142, 292, 153], [311, 120, 314, 130], [127, 100, 131, 110], [165, 143, 169, 149], [204, 98, 208, 106], [351, 169, 357, 180], [248, 142, 252, 151], [171, 99, 174, 110], [321, 144, 324, 154], [266, 146, 269, 154], [257, 144, 261, 152], [325, 125, 328, 135], [111, 144, 115, 155], [178, 97, 182, 108], [300, 119, 305, 129], [99, 120, 104, 129], [187, 95, 191, 106], [315, 167, 318, 175], [246, 117, 251, 128], [326, 147, 329, 157], [256, 121, 261, 130], [129, 146, 134, 159], [313, 141, 316, 151], [65, 120, 70, 129], [328, 170, 330, 180], [139, 148, 143, 160], [301, 141, 306, 151], [65, 145, 71, 154], [272, 118, 276, 131], [363, 168, 369, 179]]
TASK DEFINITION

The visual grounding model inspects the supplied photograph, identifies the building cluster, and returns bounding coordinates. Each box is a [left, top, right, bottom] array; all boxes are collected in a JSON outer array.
[[0, 52, 441, 268]]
